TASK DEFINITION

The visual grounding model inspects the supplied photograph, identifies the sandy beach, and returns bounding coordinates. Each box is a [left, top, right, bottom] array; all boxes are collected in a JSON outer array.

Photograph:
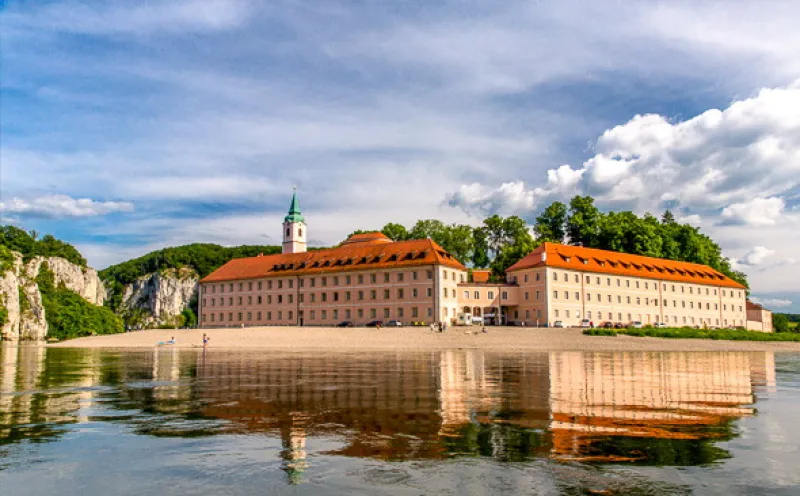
[[45, 326, 800, 352]]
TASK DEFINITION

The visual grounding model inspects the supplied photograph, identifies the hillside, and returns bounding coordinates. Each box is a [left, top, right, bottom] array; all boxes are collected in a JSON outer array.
[[100, 243, 283, 327]]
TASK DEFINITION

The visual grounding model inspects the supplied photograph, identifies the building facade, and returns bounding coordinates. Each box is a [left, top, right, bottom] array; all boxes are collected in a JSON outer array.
[[746, 301, 773, 332], [199, 193, 751, 329]]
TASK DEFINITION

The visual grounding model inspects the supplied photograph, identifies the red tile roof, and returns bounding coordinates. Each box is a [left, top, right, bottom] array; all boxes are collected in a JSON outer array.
[[471, 269, 491, 283], [201, 235, 465, 282], [508, 242, 745, 289]]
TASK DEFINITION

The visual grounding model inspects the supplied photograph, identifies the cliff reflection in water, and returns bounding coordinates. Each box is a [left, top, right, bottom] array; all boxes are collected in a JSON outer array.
[[0, 346, 777, 476]]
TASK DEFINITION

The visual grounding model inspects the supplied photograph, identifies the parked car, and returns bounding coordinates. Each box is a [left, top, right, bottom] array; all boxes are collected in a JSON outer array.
[[580, 319, 592, 328], [365, 320, 384, 327], [553, 321, 565, 328], [631, 321, 643, 329], [385, 320, 403, 327], [613, 322, 625, 329], [335, 321, 354, 328], [601, 321, 614, 329], [654, 322, 667, 328]]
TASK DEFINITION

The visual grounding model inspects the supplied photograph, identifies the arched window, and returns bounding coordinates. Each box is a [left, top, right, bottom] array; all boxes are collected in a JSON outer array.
[[286, 228, 290, 237], [299, 228, 303, 237]]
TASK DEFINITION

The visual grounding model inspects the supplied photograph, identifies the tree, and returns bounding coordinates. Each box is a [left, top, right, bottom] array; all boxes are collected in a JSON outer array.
[[472, 227, 490, 268], [566, 196, 602, 247], [380, 223, 409, 242], [534, 201, 567, 243], [479, 215, 537, 275], [773, 313, 790, 333], [409, 219, 448, 244], [439, 224, 475, 265]]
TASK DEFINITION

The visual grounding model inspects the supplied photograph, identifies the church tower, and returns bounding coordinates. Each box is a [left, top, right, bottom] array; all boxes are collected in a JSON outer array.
[[282, 188, 307, 254]]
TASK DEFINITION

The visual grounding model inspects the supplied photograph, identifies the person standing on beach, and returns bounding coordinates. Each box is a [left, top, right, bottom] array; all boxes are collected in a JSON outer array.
[[203, 333, 210, 348]]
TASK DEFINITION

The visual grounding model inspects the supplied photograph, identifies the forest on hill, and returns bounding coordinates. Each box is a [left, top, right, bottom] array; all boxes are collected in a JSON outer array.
[[351, 196, 748, 288], [0, 226, 87, 268]]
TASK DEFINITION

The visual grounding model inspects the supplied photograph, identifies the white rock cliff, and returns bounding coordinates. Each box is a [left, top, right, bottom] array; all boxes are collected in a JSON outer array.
[[0, 252, 105, 341], [118, 268, 198, 328]]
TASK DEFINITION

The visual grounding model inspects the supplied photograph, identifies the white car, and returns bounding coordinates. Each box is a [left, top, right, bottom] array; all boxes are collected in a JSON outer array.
[[580, 319, 591, 328], [655, 322, 667, 328], [553, 321, 565, 328], [631, 321, 643, 329]]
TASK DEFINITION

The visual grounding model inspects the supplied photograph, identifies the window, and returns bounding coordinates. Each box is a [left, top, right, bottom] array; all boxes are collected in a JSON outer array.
[[345, 291, 351, 301], [358, 275, 364, 284], [267, 295, 272, 304], [288, 280, 293, 289], [398, 308, 404, 318], [248, 296, 252, 304], [397, 272, 404, 282], [617, 296, 621, 303], [488, 291, 494, 299], [310, 278, 316, 288], [474, 291, 480, 299], [346, 309, 351, 319], [427, 288, 432, 297], [385, 289, 391, 299], [464, 290, 470, 299], [502, 291, 508, 300], [525, 292, 529, 300], [332, 292, 338, 301], [536, 290, 540, 300], [565, 291, 569, 300], [427, 270, 433, 280], [566, 310, 570, 318], [524, 274, 529, 283], [238, 296, 242, 305], [536, 273, 541, 281], [248, 282, 253, 291], [398, 289, 404, 299], [267, 312, 272, 321], [258, 282, 262, 290], [333, 309, 339, 319], [333, 276, 339, 285], [384, 308, 390, 318], [427, 307, 433, 317], [555, 310, 559, 317], [413, 271, 418, 280], [230, 283, 234, 292], [371, 274, 377, 283], [587, 294, 591, 301], [358, 309, 364, 318], [310, 310, 316, 320], [277, 295, 283, 304], [321, 310, 327, 319], [575, 292, 580, 300], [358, 290, 364, 300], [553, 291, 559, 299], [442, 289, 448, 298], [384, 273, 390, 283], [371, 290, 377, 300], [586, 275, 590, 283], [238, 312, 243, 320], [607, 278, 611, 285], [321, 293, 327, 302], [247, 312, 252, 321], [322, 277, 327, 287], [574, 274, 579, 283], [370, 309, 377, 318], [310, 294, 316, 303], [299, 279, 304, 288], [239, 283, 243, 291], [278, 280, 283, 289], [412, 289, 418, 298], [553, 272, 558, 281]]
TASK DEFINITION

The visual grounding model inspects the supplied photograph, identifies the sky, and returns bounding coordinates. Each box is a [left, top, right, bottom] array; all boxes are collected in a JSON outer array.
[[1, 0, 798, 312]]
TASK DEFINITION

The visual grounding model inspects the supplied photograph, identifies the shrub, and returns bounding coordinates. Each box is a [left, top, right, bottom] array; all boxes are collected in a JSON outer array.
[[583, 329, 617, 336], [605, 327, 800, 342]]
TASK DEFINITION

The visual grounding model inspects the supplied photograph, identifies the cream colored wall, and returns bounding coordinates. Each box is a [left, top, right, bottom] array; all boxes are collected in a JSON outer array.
[[746, 308, 773, 332], [456, 284, 520, 316], [506, 267, 548, 324], [200, 264, 468, 327], [506, 267, 748, 328], [437, 266, 468, 324]]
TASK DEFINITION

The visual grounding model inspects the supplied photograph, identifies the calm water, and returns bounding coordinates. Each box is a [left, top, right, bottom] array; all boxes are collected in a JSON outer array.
[[1, 347, 799, 495]]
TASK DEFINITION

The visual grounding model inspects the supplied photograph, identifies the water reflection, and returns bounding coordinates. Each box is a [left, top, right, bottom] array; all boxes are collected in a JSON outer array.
[[0, 346, 782, 486]]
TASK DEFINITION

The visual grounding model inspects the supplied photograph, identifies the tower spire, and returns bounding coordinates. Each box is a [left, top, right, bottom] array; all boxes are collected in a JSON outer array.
[[283, 187, 307, 254], [285, 187, 304, 223]]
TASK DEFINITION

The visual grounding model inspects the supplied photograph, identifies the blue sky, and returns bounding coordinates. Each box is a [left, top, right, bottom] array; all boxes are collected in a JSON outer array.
[[1, 0, 799, 311]]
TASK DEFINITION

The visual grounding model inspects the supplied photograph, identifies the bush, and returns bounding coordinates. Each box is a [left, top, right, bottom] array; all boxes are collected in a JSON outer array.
[[602, 327, 800, 342], [773, 314, 790, 333], [583, 329, 617, 336], [37, 263, 124, 340]]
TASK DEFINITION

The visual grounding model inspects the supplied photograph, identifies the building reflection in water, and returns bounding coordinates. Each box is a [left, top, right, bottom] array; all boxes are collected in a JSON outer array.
[[0, 346, 779, 481]]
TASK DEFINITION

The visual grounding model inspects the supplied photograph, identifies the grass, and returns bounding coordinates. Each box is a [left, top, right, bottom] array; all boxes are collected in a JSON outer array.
[[583, 327, 800, 342]]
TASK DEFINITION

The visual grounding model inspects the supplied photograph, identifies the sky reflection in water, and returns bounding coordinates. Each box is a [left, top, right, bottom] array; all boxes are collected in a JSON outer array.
[[1, 347, 798, 495]]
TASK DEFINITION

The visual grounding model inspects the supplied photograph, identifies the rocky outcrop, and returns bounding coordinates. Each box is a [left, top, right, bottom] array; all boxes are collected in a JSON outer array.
[[118, 268, 198, 328], [0, 252, 105, 341]]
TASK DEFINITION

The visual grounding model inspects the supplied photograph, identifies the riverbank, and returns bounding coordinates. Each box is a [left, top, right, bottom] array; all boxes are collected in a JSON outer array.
[[44, 326, 800, 352]]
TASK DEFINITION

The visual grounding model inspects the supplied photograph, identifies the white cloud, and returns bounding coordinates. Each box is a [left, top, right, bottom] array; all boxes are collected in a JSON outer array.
[[721, 197, 785, 226], [749, 297, 793, 308], [0, 195, 133, 218], [448, 82, 800, 219], [738, 246, 776, 266]]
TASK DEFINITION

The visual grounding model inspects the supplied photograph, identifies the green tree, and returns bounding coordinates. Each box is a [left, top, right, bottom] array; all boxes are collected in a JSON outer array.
[[380, 222, 409, 242], [566, 196, 602, 247], [472, 227, 490, 268], [479, 215, 537, 275], [773, 313, 790, 333], [534, 201, 567, 243]]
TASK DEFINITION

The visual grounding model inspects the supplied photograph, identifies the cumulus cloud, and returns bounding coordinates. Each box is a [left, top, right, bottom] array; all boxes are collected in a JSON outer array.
[[749, 297, 793, 308], [448, 82, 800, 220], [738, 246, 776, 266], [720, 197, 785, 226], [0, 195, 134, 218]]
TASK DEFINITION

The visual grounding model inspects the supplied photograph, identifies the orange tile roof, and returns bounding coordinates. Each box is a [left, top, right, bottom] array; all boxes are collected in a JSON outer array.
[[201, 235, 465, 282], [471, 269, 491, 283], [507, 242, 745, 289]]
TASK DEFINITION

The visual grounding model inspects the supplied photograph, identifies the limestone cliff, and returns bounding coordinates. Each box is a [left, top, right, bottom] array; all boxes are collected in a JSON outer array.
[[116, 268, 198, 328], [0, 252, 105, 341]]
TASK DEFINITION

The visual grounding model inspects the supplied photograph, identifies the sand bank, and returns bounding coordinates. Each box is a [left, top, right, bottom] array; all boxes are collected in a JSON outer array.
[[46, 326, 800, 352]]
